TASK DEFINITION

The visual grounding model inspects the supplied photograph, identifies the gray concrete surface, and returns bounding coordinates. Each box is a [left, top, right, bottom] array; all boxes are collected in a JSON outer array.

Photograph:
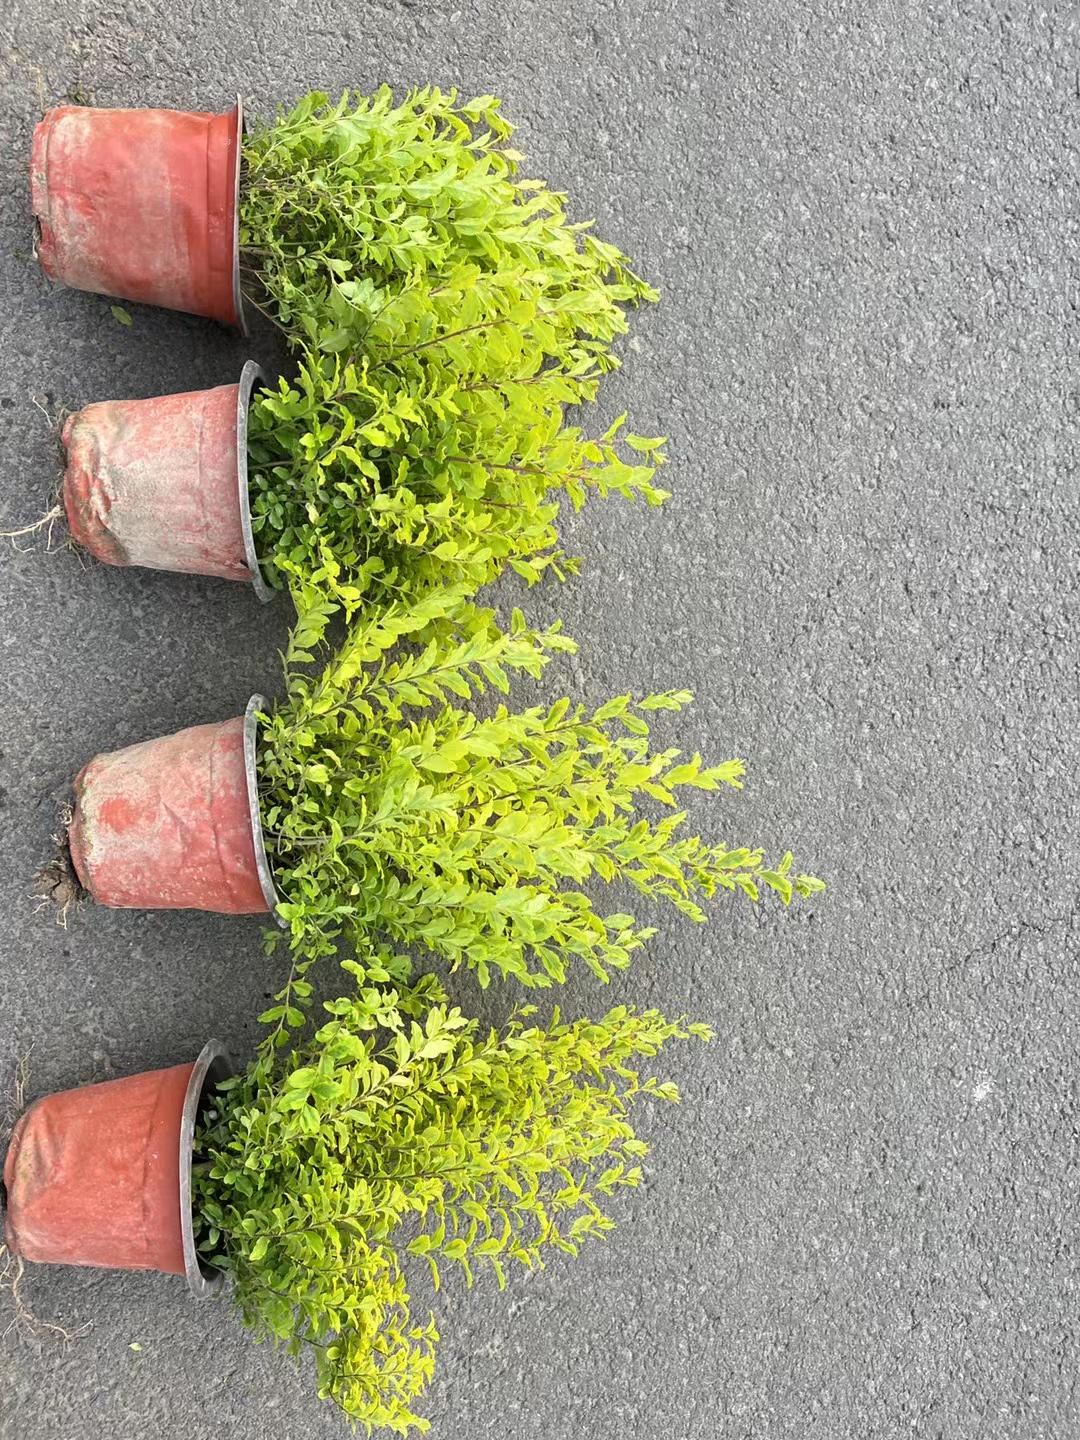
[[2, 1, 1079, 1436]]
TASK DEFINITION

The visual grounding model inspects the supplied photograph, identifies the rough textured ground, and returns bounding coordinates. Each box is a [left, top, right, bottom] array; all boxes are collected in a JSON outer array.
[[2, 2, 1079, 1437]]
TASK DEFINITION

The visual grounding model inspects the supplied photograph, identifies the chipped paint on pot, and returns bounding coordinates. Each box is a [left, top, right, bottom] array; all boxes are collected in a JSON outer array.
[[31, 101, 244, 328], [68, 709, 277, 914], [3, 1041, 230, 1293], [61, 361, 270, 595]]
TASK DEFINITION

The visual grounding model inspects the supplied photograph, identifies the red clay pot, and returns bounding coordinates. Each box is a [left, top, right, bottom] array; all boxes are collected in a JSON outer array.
[[61, 360, 271, 598], [31, 101, 245, 328], [2, 1041, 229, 1293], [68, 695, 280, 917]]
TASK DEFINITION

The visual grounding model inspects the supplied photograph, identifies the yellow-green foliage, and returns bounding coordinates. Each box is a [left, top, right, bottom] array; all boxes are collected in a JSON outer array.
[[241, 88, 665, 624], [254, 587, 823, 985], [240, 87, 656, 357], [194, 968, 712, 1430]]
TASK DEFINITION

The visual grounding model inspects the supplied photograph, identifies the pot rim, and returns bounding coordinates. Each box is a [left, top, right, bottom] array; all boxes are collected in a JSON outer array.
[[244, 693, 286, 926], [230, 96, 248, 338], [180, 1039, 233, 1297], [237, 359, 274, 603]]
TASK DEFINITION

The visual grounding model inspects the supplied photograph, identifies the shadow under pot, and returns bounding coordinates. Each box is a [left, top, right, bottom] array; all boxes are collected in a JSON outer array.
[[61, 359, 273, 600], [66, 694, 284, 922], [2, 1041, 230, 1295], [32, 100, 246, 329]]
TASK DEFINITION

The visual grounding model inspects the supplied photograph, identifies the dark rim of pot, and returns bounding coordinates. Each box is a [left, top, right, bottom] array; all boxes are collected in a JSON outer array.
[[231, 95, 249, 338], [243, 693, 286, 926], [236, 359, 274, 604], [180, 1039, 233, 1298]]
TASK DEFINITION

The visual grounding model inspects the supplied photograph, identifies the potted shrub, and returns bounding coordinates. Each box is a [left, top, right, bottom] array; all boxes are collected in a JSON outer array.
[[48, 590, 822, 981], [2, 970, 714, 1429], [54, 347, 666, 617], [32, 87, 654, 353]]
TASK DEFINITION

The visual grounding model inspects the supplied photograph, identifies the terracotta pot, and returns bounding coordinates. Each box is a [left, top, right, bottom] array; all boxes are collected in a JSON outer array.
[[61, 360, 272, 599], [68, 694, 281, 918], [31, 100, 245, 329], [2, 1041, 230, 1294]]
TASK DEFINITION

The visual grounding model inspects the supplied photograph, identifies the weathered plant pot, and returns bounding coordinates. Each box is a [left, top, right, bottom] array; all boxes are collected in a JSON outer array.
[[31, 100, 245, 329], [61, 360, 272, 598], [68, 694, 282, 920], [2, 1041, 230, 1295]]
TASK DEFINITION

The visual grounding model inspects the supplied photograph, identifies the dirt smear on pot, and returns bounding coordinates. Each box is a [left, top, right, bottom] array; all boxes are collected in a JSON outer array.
[[0, 1050, 92, 1343]]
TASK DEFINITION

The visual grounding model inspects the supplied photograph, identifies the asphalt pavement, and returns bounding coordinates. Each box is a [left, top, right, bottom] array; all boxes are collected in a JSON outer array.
[[1, 2, 1079, 1437]]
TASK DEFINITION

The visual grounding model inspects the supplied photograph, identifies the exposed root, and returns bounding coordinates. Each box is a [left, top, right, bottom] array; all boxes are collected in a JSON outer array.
[[1, 1048, 30, 1157], [0, 503, 65, 552], [0, 1246, 92, 1344], [28, 392, 70, 439], [33, 808, 87, 925], [1, 394, 73, 556], [3, 1051, 28, 1138]]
